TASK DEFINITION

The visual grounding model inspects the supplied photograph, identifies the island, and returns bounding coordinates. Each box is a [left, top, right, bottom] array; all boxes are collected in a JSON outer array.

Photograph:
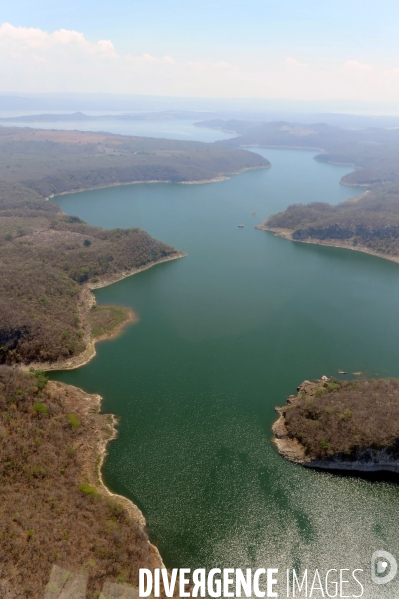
[[272, 377, 399, 473]]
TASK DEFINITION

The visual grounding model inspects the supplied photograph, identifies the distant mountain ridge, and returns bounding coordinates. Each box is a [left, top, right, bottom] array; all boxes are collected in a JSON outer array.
[[4, 109, 399, 129], [0, 110, 218, 123]]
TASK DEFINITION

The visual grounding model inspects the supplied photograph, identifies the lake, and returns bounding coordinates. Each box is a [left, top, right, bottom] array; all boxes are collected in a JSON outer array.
[[0, 116, 235, 142], [51, 138, 399, 596]]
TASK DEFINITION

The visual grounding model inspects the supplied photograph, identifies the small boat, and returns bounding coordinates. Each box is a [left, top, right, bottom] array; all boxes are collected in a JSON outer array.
[[252, 212, 258, 216], [352, 372, 362, 376], [337, 370, 347, 374], [238, 224, 245, 228]]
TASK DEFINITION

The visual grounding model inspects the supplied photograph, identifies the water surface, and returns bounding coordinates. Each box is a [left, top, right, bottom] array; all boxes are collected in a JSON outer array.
[[0, 117, 234, 142], [52, 146, 399, 597]]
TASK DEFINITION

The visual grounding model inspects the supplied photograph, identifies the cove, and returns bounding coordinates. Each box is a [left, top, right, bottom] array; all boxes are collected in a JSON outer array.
[[51, 147, 399, 594]]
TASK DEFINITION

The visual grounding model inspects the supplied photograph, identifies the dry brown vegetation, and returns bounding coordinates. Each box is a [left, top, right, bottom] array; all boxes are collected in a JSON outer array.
[[0, 367, 162, 598], [0, 211, 176, 364], [0, 125, 268, 366], [0, 125, 268, 198], [204, 119, 399, 188], [197, 119, 399, 257], [263, 186, 399, 257], [283, 378, 399, 459]]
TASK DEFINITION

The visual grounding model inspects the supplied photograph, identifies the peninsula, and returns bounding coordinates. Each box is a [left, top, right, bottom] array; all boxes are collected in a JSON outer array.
[[0, 126, 268, 366], [258, 187, 399, 264], [197, 119, 399, 261], [273, 377, 399, 473]]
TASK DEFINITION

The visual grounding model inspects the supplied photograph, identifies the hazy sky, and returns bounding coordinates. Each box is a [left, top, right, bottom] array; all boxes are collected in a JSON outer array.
[[2, 0, 399, 104]]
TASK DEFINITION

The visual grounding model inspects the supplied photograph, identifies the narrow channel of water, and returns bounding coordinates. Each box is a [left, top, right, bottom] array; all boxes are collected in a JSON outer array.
[[51, 145, 399, 597]]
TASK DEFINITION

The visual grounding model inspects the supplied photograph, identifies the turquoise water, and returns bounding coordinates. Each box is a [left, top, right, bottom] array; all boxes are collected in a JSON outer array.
[[52, 146, 399, 597]]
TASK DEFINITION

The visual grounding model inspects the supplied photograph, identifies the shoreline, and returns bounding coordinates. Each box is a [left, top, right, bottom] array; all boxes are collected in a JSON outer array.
[[21, 251, 187, 373], [45, 164, 270, 200], [257, 225, 399, 266], [50, 380, 166, 569], [90, 306, 139, 344], [5, 146, 273, 583], [17, 253, 186, 575], [18, 252, 187, 576]]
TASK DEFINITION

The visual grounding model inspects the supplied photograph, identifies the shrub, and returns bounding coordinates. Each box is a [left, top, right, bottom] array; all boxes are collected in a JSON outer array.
[[327, 382, 341, 392], [33, 402, 48, 414], [32, 370, 48, 390], [67, 413, 81, 430], [78, 483, 98, 496], [338, 410, 353, 420]]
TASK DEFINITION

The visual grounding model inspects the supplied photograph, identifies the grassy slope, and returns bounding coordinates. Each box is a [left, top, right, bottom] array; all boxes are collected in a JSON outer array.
[[87, 305, 134, 340]]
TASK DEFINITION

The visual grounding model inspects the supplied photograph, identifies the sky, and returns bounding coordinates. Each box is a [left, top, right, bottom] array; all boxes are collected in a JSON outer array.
[[1, 0, 399, 107]]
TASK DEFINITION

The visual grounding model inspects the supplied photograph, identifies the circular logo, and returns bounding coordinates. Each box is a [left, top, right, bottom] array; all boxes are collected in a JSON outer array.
[[371, 551, 397, 585]]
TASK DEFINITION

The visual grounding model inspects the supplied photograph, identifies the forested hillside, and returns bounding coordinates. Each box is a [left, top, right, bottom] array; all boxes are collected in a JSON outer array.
[[196, 119, 399, 257], [263, 186, 399, 258], [274, 377, 399, 460], [0, 367, 164, 597], [198, 119, 399, 187], [0, 126, 269, 365], [0, 126, 269, 198]]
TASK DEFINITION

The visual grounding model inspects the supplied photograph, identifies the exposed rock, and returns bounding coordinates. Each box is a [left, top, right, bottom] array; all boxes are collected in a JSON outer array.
[[303, 448, 399, 473], [272, 409, 310, 464], [296, 380, 319, 395]]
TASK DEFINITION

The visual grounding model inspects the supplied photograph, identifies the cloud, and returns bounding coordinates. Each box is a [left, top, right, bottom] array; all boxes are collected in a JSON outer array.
[[2, 21, 398, 102], [129, 53, 176, 64], [185, 61, 207, 70], [0, 22, 118, 57], [184, 60, 231, 70], [345, 60, 374, 72], [162, 55, 176, 65], [285, 57, 308, 69]]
